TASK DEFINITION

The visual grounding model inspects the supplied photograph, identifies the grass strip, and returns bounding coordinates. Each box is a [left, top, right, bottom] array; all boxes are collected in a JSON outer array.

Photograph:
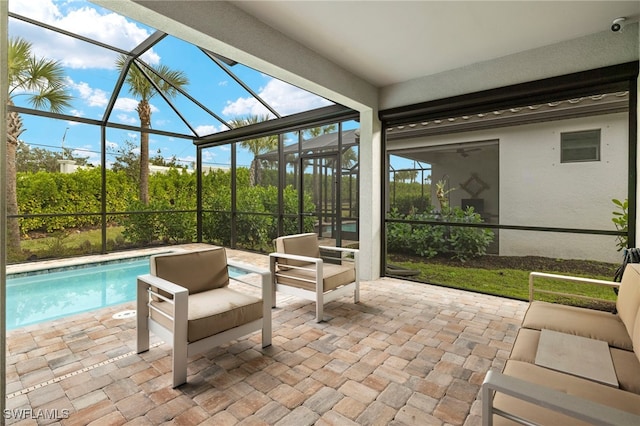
[[388, 260, 617, 310]]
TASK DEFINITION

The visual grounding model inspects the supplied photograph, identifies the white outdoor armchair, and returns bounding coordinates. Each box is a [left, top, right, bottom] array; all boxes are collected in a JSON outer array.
[[269, 233, 359, 322], [136, 247, 272, 387]]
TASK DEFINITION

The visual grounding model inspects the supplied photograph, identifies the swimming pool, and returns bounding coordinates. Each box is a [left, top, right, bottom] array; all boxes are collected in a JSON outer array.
[[6, 256, 245, 330]]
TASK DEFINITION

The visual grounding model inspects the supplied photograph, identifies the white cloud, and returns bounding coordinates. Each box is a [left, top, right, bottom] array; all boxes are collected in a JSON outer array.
[[66, 77, 109, 107], [9, 0, 61, 22], [67, 110, 84, 120], [116, 113, 137, 125], [113, 98, 138, 112], [222, 78, 332, 117], [9, 0, 160, 69], [113, 97, 159, 116], [195, 124, 228, 136], [195, 124, 217, 136]]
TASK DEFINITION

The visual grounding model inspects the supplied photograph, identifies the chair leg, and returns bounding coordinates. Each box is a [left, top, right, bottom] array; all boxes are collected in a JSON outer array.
[[136, 279, 150, 353], [354, 280, 360, 303], [315, 301, 323, 323], [172, 291, 189, 388], [172, 345, 187, 388], [269, 256, 277, 308], [315, 268, 324, 322]]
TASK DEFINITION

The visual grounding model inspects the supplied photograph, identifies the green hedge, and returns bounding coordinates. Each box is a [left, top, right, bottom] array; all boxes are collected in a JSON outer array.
[[16, 166, 317, 252], [17, 168, 133, 233]]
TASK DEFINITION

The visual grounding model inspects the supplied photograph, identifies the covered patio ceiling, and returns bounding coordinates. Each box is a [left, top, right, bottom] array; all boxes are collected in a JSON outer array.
[[229, 1, 639, 89]]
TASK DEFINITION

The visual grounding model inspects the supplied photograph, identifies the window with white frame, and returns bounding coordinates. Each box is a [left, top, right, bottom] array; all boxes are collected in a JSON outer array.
[[560, 129, 601, 163]]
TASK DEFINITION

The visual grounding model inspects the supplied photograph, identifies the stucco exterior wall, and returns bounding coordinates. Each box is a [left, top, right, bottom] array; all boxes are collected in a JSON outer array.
[[500, 112, 628, 263], [389, 111, 628, 263]]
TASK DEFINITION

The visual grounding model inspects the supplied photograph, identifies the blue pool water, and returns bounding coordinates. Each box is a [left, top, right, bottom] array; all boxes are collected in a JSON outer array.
[[7, 257, 245, 330], [321, 222, 357, 234]]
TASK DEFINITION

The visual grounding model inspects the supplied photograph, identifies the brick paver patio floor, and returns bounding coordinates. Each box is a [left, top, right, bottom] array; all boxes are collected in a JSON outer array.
[[6, 248, 527, 425]]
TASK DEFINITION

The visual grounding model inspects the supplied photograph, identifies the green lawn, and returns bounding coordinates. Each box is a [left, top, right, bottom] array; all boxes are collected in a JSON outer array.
[[13, 226, 126, 263], [388, 259, 618, 310]]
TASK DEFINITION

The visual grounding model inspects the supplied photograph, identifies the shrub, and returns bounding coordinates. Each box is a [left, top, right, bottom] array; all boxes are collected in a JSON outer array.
[[386, 205, 493, 261], [612, 198, 628, 251], [121, 201, 164, 245], [443, 208, 495, 261]]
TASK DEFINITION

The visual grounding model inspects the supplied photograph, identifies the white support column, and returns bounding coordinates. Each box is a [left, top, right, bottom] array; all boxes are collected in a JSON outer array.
[[1, 0, 9, 416], [358, 109, 382, 280], [636, 69, 640, 248]]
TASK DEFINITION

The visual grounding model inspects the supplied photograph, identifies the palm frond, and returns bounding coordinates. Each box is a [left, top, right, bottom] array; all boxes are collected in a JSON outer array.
[[8, 37, 72, 112]]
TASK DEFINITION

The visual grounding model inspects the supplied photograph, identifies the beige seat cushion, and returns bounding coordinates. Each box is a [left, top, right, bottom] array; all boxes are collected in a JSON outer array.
[[151, 287, 263, 342], [276, 263, 355, 292], [522, 301, 633, 350], [492, 360, 640, 425], [509, 328, 640, 394], [274, 233, 320, 268], [151, 247, 229, 295]]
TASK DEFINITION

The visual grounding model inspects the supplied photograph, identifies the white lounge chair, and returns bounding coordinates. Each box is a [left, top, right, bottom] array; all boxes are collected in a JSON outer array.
[[269, 233, 359, 322], [136, 246, 272, 387]]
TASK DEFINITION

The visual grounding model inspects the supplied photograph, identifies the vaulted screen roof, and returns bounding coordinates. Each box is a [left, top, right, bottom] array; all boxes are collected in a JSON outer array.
[[7, 0, 343, 160]]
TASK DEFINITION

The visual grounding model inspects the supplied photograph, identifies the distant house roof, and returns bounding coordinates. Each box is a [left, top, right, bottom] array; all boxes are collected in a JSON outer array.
[[385, 91, 629, 140], [257, 128, 359, 161]]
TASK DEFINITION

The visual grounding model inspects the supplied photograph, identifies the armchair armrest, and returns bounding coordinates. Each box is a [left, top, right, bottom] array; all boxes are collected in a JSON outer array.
[[319, 245, 359, 267], [137, 273, 189, 354], [269, 252, 323, 291], [269, 252, 323, 266], [137, 273, 189, 299], [319, 245, 359, 254], [227, 258, 272, 309], [482, 370, 640, 426], [528, 271, 619, 302]]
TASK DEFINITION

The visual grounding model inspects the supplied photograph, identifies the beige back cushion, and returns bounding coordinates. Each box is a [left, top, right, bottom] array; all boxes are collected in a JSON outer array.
[[274, 233, 320, 267], [617, 264, 640, 339], [151, 247, 229, 295], [633, 307, 640, 363]]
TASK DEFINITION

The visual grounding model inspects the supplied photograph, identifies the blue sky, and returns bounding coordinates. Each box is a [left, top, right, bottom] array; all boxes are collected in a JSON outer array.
[[8, 0, 337, 169]]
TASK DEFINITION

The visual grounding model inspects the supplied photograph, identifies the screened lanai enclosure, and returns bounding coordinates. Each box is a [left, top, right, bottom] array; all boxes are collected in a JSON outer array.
[[6, 1, 360, 264], [6, 0, 639, 306], [382, 65, 637, 302]]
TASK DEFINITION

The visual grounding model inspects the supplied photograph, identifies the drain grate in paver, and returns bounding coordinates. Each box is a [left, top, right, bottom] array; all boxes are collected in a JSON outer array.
[[112, 309, 137, 319]]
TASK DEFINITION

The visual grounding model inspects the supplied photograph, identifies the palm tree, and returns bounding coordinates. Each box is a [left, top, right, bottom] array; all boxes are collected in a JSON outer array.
[[341, 147, 358, 170], [229, 115, 278, 186], [116, 55, 188, 204], [7, 37, 72, 253], [303, 124, 336, 140]]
